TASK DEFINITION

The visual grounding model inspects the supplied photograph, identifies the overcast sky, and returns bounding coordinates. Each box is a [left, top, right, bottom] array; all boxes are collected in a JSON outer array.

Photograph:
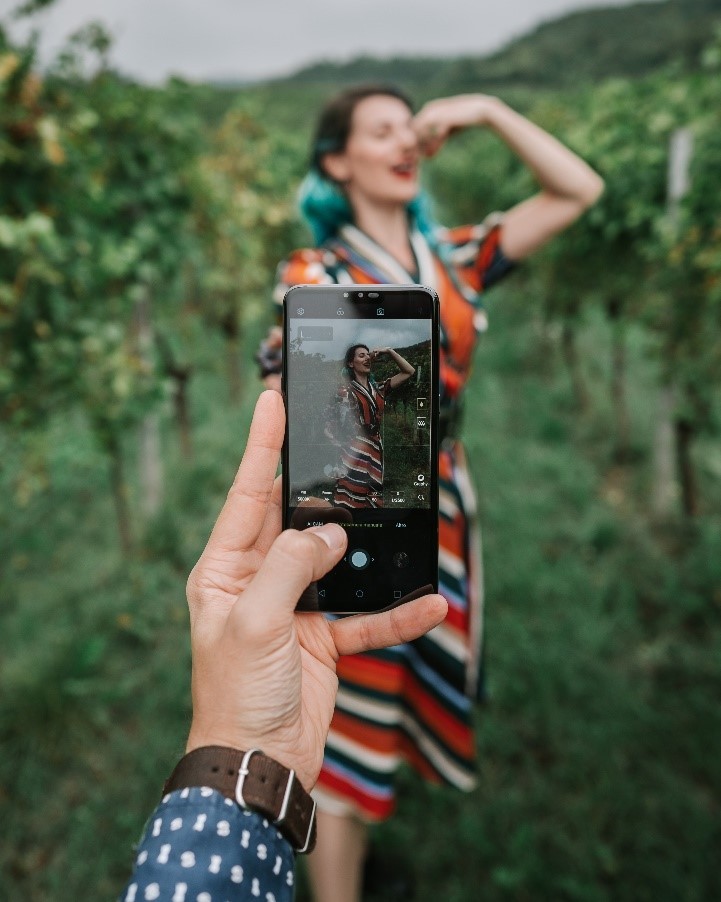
[[0, 0, 655, 83], [291, 318, 430, 364]]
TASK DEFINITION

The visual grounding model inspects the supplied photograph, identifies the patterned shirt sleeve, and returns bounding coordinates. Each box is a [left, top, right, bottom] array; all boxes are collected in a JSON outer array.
[[439, 212, 517, 294], [377, 376, 393, 398], [272, 248, 338, 306], [119, 787, 295, 902]]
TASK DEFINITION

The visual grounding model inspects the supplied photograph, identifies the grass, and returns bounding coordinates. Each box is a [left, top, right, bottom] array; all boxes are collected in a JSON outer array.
[[1, 298, 720, 900]]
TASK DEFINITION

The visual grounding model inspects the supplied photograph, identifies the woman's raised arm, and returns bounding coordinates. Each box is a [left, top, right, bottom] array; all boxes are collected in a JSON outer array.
[[372, 347, 415, 390], [413, 94, 604, 261]]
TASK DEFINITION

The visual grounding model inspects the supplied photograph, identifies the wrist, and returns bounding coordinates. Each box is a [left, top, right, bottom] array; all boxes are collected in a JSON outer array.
[[477, 95, 506, 128]]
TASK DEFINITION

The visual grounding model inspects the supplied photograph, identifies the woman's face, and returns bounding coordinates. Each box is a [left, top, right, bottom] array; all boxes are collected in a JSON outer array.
[[350, 346, 372, 376], [324, 95, 420, 207]]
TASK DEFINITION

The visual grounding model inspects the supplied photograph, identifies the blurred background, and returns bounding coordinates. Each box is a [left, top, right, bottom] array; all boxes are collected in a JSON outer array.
[[1, 0, 720, 898]]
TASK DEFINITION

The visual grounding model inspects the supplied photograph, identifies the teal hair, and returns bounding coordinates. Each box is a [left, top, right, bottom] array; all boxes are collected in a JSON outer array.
[[298, 171, 353, 245], [298, 171, 440, 248]]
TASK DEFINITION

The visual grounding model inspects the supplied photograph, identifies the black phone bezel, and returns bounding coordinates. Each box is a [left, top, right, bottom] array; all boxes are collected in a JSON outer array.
[[281, 283, 440, 614]]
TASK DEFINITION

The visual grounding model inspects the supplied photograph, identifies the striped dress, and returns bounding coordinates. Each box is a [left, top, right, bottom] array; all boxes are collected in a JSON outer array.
[[331, 378, 390, 509], [273, 216, 516, 821]]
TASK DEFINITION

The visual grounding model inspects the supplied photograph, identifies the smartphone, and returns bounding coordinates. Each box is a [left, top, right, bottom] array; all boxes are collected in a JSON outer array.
[[282, 284, 439, 614]]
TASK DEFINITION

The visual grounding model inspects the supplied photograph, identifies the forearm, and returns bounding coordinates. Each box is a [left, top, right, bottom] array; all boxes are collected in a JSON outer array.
[[484, 97, 603, 207], [388, 349, 415, 375]]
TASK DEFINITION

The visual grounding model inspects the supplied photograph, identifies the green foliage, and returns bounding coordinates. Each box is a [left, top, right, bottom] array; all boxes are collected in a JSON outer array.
[[0, 30, 201, 437], [465, 53, 721, 454], [643, 48, 721, 436], [189, 107, 300, 329], [0, 16, 287, 526]]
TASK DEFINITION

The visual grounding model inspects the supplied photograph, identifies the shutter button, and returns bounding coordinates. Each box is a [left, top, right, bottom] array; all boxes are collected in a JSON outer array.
[[349, 549, 370, 570]]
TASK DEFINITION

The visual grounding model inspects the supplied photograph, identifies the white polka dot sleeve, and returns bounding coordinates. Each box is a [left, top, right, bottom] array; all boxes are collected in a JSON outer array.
[[120, 787, 295, 901]]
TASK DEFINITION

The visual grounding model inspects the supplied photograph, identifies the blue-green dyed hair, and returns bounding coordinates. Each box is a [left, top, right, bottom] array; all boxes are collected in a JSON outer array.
[[298, 84, 440, 248]]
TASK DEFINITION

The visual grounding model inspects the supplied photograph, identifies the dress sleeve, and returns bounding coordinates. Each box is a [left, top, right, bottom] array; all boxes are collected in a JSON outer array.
[[272, 248, 338, 308], [439, 212, 517, 294], [378, 377, 393, 398], [119, 787, 295, 902]]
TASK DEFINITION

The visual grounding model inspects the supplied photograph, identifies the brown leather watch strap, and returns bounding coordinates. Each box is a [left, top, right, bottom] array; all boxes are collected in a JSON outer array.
[[163, 746, 317, 854]]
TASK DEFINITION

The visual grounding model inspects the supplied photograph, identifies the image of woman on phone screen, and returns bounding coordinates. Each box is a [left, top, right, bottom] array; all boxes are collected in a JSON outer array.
[[325, 343, 414, 509], [260, 84, 603, 902]]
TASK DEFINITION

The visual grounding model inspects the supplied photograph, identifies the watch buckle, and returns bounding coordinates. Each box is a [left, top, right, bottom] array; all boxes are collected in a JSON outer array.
[[234, 748, 316, 853], [276, 768, 316, 853], [275, 765, 295, 825], [234, 748, 261, 809], [298, 798, 317, 854]]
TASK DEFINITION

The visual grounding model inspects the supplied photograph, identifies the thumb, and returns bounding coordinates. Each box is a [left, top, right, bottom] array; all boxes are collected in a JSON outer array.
[[241, 525, 347, 621]]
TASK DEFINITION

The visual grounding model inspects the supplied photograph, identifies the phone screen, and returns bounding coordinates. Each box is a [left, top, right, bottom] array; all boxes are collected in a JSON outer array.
[[283, 285, 439, 613]]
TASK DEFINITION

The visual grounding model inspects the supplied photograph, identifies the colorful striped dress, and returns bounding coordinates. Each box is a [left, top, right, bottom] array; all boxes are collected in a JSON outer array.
[[273, 216, 516, 821], [330, 378, 390, 509]]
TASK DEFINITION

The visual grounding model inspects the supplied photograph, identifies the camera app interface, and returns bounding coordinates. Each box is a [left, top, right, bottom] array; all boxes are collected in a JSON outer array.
[[287, 310, 432, 512], [285, 289, 437, 612]]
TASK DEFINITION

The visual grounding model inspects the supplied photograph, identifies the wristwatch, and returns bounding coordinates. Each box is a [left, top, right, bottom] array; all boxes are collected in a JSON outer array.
[[163, 746, 317, 854]]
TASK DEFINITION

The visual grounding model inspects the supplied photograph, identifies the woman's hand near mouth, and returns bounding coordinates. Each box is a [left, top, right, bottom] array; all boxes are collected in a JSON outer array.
[[413, 94, 497, 157]]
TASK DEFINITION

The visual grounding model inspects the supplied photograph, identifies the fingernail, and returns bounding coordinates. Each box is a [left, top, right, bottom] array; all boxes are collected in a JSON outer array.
[[308, 523, 346, 550]]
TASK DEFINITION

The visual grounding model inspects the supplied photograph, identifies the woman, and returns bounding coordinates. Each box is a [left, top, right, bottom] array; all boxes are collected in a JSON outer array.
[[326, 343, 414, 508], [263, 85, 603, 902]]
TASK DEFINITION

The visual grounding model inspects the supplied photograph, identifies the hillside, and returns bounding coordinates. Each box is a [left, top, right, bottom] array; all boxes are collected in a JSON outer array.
[[260, 0, 721, 93]]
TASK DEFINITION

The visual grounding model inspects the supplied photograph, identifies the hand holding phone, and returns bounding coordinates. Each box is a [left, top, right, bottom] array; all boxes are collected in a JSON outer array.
[[185, 389, 447, 792]]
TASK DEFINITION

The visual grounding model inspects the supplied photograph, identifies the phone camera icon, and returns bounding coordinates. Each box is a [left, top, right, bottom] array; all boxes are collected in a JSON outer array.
[[376, 308, 384, 316], [417, 474, 425, 482]]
